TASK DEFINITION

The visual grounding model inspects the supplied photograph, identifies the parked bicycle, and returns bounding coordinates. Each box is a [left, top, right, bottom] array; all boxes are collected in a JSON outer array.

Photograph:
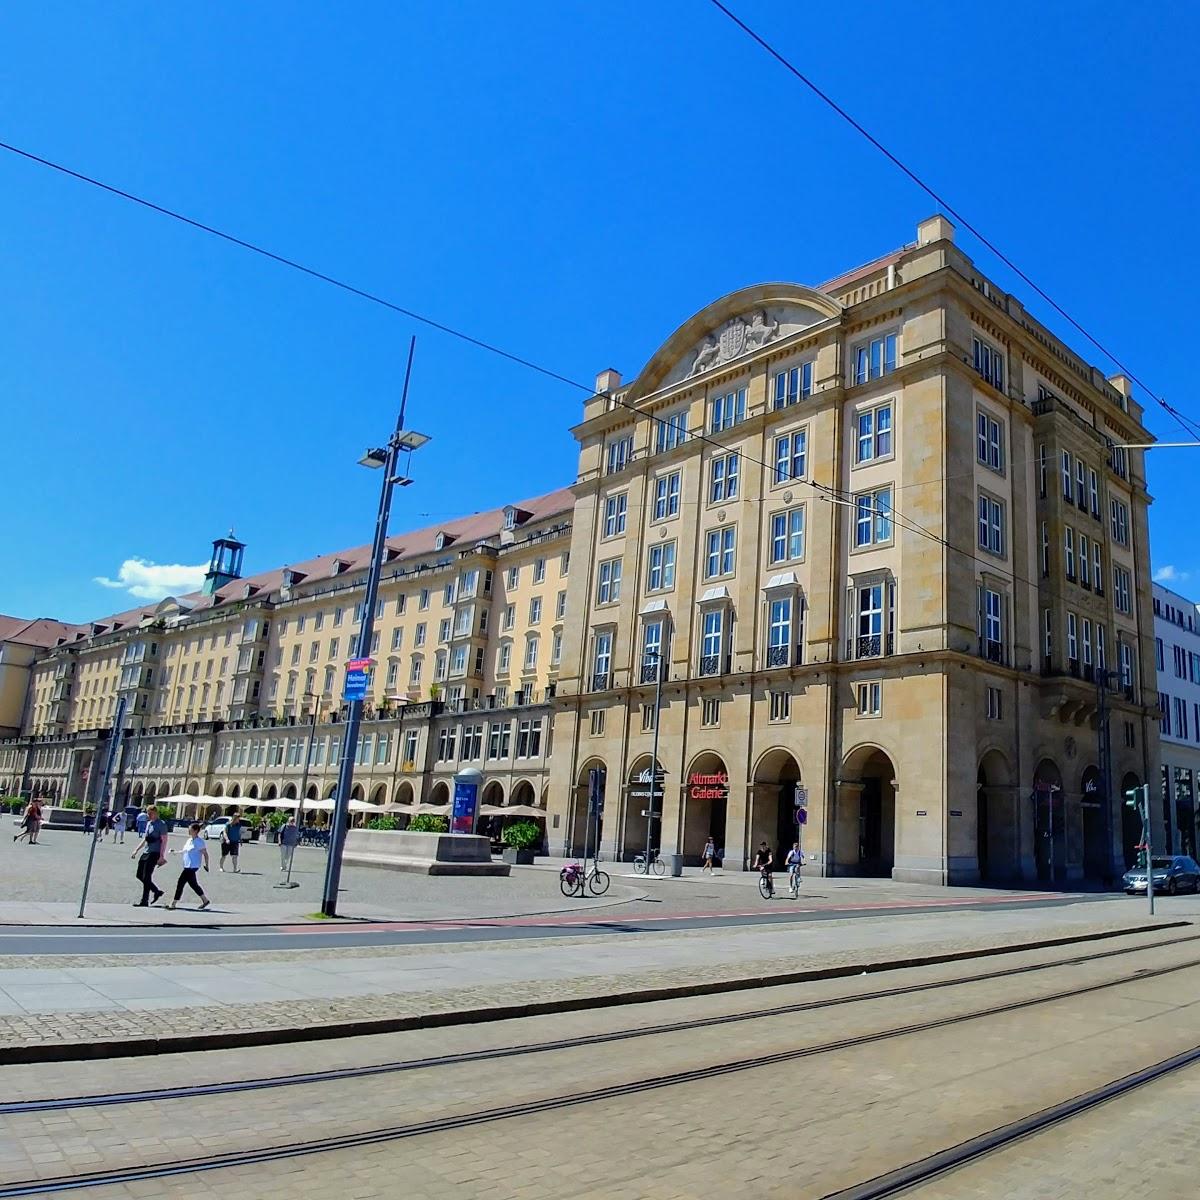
[[633, 850, 666, 876], [559, 859, 610, 897]]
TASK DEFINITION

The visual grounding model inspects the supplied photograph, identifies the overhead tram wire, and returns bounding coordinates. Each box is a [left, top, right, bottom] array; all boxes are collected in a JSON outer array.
[[0, 138, 1164, 625], [703, 0, 1200, 447]]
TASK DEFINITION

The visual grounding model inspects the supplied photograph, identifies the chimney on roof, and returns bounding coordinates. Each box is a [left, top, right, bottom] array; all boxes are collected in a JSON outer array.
[[1107, 374, 1134, 399], [203, 530, 245, 595], [917, 214, 955, 246], [595, 368, 622, 394]]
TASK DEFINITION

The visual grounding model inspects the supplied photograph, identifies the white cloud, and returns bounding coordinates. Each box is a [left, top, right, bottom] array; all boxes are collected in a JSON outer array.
[[95, 558, 208, 601], [1153, 565, 1189, 584]]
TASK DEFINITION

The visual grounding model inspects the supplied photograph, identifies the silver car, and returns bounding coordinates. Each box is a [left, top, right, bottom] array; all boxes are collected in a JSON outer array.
[[1123, 855, 1200, 895]]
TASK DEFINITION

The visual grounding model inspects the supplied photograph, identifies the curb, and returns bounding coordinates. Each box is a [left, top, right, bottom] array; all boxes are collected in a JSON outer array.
[[0, 919, 1188, 1065]]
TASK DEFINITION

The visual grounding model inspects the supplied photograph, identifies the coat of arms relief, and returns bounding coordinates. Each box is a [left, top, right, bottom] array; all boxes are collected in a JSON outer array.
[[689, 309, 781, 377]]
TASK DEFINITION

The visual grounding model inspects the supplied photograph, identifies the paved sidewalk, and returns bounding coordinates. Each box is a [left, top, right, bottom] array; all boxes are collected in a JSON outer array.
[[0, 897, 1191, 1052]]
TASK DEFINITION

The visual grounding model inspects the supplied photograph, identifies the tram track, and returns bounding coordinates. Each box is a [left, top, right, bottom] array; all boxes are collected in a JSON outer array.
[[3, 940, 1200, 1196], [6, 928, 1200, 1117]]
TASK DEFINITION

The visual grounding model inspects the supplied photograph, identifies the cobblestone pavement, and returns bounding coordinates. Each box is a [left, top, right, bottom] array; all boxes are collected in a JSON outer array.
[[0, 901, 1186, 1047], [4, 944, 1199, 1198], [909, 1058, 1200, 1199]]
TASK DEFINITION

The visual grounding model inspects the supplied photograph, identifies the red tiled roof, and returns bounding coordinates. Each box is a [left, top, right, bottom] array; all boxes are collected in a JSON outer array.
[[0, 615, 80, 648], [818, 245, 911, 295], [68, 485, 577, 636]]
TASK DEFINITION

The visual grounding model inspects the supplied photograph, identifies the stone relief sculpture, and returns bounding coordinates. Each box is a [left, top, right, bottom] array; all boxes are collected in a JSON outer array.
[[689, 309, 781, 376]]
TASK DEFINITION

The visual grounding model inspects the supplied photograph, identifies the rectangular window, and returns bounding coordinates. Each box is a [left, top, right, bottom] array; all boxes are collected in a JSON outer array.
[[1076, 460, 1087, 510], [1067, 612, 1079, 667], [709, 452, 740, 502], [976, 411, 1004, 471], [642, 619, 664, 677], [1096, 624, 1106, 672], [856, 681, 882, 716], [592, 631, 613, 689], [647, 542, 677, 591], [769, 690, 791, 722], [524, 637, 539, 670], [1089, 469, 1100, 518], [856, 584, 885, 656], [853, 332, 897, 384], [1062, 450, 1073, 500], [1161, 694, 1172, 737], [1093, 543, 1103, 594], [1110, 443, 1128, 479], [419, 589, 429, 611], [972, 336, 1004, 391], [701, 697, 720, 727], [854, 487, 893, 548], [533, 558, 546, 584], [709, 388, 746, 432], [700, 609, 724, 671], [414, 622, 427, 648], [603, 494, 628, 537], [1114, 566, 1132, 614], [773, 430, 807, 484], [655, 407, 689, 453], [596, 559, 622, 604], [438, 619, 451, 643], [552, 629, 562, 664], [767, 597, 792, 666], [1064, 527, 1075, 579], [981, 588, 1003, 657], [855, 403, 893, 464], [773, 362, 813, 409], [1120, 641, 1133, 692], [497, 642, 511, 674], [1038, 444, 1047, 498], [606, 435, 634, 475], [641, 702, 656, 732], [589, 708, 605, 736], [451, 646, 468, 675], [704, 527, 736, 578], [529, 597, 542, 624], [986, 686, 1002, 720], [1079, 534, 1091, 588], [1110, 498, 1129, 545], [977, 494, 1004, 556], [1041, 522, 1050, 577], [654, 471, 682, 521], [770, 507, 806, 564], [506, 567, 519, 589]]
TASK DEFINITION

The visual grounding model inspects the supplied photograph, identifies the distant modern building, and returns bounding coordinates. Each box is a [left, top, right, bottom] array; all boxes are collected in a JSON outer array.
[[549, 215, 1161, 884], [1152, 582, 1200, 858]]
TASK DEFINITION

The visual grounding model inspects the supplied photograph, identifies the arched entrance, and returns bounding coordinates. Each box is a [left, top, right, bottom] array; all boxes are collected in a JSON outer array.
[[977, 749, 1019, 882], [622, 756, 662, 861], [1032, 759, 1064, 883], [683, 752, 729, 865], [571, 760, 605, 856], [1121, 771, 1143, 868], [1079, 765, 1106, 882], [836, 746, 896, 877], [428, 781, 450, 806], [370, 783, 387, 807], [752, 749, 802, 870]]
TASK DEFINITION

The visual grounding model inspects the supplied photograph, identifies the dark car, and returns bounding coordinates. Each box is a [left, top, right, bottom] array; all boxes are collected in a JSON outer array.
[[1123, 855, 1200, 895]]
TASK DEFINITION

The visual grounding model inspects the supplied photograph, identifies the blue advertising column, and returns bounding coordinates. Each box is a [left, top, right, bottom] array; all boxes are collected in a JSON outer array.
[[452, 767, 483, 835]]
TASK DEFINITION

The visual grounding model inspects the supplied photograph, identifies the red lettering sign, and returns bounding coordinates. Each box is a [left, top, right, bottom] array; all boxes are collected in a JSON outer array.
[[687, 771, 728, 801]]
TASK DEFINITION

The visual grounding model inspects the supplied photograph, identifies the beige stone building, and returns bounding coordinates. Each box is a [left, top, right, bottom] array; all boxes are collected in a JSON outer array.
[[0, 490, 572, 838], [548, 216, 1161, 884]]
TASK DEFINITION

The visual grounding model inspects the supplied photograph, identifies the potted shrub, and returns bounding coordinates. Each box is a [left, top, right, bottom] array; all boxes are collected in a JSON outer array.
[[366, 815, 400, 831], [267, 810, 288, 843], [410, 813, 449, 833], [500, 819, 542, 865]]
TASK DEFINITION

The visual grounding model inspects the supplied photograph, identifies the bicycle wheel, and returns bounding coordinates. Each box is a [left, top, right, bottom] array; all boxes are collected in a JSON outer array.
[[588, 868, 610, 896], [758, 874, 772, 900], [633, 856, 647, 874], [651, 856, 666, 876], [560, 872, 579, 898]]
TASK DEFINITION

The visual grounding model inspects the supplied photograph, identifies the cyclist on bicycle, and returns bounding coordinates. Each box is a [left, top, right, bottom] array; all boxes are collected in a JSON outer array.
[[785, 841, 804, 897], [752, 840, 773, 889]]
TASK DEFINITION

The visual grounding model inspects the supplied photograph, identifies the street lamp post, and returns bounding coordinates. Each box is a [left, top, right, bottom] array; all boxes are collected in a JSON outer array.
[[320, 338, 429, 917], [277, 691, 321, 890]]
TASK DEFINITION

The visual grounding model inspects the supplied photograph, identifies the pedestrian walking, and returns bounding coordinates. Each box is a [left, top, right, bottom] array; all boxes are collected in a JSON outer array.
[[130, 804, 168, 906], [279, 815, 300, 874], [166, 823, 210, 911], [13, 799, 41, 844], [113, 810, 126, 844], [135, 808, 148, 837], [219, 812, 243, 873], [701, 836, 715, 874]]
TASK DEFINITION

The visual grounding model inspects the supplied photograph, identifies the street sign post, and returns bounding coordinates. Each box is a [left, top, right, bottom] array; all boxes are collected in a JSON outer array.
[[1125, 784, 1153, 915]]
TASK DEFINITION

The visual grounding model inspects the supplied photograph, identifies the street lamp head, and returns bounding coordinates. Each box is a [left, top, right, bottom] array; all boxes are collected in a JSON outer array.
[[395, 430, 431, 451], [358, 448, 389, 469]]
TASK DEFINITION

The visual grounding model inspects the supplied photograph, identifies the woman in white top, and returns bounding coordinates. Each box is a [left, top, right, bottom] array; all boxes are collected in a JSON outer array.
[[166, 822, 211, 910]]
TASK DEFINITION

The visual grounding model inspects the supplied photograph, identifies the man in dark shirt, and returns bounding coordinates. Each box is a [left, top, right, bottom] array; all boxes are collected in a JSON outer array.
[[752, 840, 774, 886], [130, 804, 168, 906], [221, 812, 244, 873]]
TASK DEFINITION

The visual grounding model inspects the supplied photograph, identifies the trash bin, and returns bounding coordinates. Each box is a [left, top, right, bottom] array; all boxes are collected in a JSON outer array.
[[667, 853, 684, 877]]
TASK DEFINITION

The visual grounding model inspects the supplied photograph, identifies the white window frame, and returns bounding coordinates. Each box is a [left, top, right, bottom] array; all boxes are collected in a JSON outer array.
[[709, 388, 746, 432], [704, 527, 736, 579], [854, 402, 893, 465], [769, 507, 806, 565], [773, 429, 807, 484], [647, 541, 677, 592], [603, 493, 628, 538], [853, 487, 893, 549], [976, 410, 1004, 472], [852, 331, 897, 385], [773, 362, 813, 409], [709, 452, 739, 503], [653, 471, 682, 521], [596, 559, 622, 605]]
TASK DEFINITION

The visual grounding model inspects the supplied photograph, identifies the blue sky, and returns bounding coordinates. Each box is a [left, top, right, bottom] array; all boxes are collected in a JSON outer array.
[[2, 1, 1198, 622]]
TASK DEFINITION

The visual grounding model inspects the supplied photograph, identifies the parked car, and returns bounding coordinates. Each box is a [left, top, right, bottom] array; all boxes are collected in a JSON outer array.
[[201, 816, 232, 840], [1123, 855, 1200, 895]]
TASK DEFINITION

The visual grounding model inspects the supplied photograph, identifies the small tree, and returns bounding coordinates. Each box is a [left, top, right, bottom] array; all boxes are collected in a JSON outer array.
[[268, 810, 289, 831], [366, 815, 400, 831]]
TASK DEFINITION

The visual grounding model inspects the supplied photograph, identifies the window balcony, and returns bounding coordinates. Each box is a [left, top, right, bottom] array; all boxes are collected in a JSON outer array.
[[640, 661, 662, 685], [591, 671, 610, 692], [1082, 663, 1096, 683], [1068, 659, 1081, 678], [1123, 684, 1137, 703], [847, 634, 894, 660], [699, 654, 726, 677], [980, 639, 1006, 665]]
